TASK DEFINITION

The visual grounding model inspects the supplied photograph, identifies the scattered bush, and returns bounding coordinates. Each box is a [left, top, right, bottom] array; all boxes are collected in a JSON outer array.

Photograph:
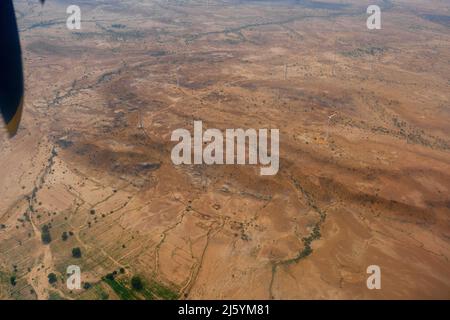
[[83, 282, 91, 290], [100, 292, 109, 300]]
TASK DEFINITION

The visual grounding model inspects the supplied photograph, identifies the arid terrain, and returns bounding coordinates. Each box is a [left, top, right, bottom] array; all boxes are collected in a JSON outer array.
[[0, 0, 449, 299]]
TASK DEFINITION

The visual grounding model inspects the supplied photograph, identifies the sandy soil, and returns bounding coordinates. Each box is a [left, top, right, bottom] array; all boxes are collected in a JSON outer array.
[[0, 0, 449, 300]]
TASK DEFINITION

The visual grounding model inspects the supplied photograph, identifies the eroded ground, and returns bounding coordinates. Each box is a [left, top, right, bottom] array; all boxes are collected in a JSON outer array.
[[0, 0, 449, 299]]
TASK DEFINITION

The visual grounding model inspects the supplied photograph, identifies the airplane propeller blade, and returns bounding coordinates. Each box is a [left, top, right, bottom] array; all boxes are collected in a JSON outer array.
[[0, 0, 24, 137]]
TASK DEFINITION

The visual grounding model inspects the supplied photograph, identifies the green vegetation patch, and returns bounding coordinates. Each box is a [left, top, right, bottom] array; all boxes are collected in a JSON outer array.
[[102, 276, 139, 300], [102, 273, 178, 300], [148, 280, 179, 300], [48, 291, 64, 300], [95, 284, 110, 300]]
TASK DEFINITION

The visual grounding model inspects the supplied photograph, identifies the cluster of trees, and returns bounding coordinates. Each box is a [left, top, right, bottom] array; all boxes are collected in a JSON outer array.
[[41, 225, 51, 244], [103, 270, 143, 291], [105, 267, 126, 281], [61, 231, 74, 241]]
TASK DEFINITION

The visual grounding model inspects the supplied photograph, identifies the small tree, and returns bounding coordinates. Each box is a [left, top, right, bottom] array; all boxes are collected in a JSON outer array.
[[131, 276, 143, 291], [62, 232, 68, 241], [48, 273, 57, 284], [72, 247, 82, 258]]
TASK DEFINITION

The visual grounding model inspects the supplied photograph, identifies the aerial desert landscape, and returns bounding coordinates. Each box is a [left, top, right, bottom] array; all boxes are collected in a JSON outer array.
[[0, 0, 449, 300]]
